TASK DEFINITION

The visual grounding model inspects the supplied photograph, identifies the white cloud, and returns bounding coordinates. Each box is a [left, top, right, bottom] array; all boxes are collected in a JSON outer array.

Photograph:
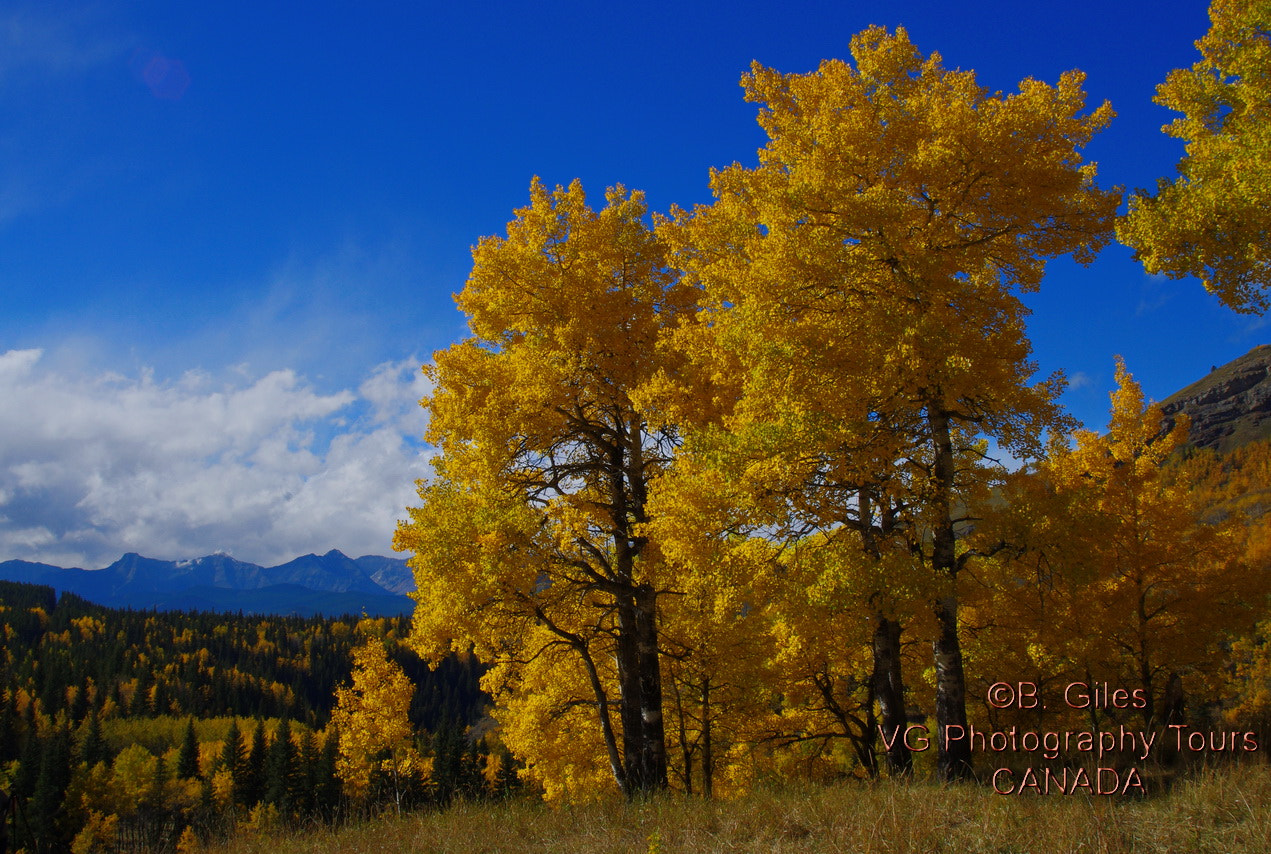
[[1067, 371, 1094, 391], [0, 349, 435, 568], [358, 357, 433, 430]]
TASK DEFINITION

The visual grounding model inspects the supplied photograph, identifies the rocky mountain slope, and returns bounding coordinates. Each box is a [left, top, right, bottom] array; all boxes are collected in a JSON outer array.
[[1160, 344, 1271, 452]]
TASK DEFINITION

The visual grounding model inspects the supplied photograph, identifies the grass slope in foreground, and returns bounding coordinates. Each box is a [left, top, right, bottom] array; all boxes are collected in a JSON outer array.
[[210, 764, 1270, 854]]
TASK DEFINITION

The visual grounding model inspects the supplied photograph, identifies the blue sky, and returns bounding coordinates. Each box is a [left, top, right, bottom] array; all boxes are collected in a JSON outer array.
[[0, 0, 1257, 568]]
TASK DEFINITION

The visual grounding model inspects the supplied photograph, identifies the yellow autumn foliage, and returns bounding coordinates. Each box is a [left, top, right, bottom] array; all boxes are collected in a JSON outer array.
[[972, 359, 1262, 730], [1119, 0, 1271, 312], [329, 635, 422, 806]]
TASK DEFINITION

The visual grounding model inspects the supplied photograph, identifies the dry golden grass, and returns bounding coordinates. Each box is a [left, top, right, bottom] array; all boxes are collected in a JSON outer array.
[[209, 764, 1271, 854]]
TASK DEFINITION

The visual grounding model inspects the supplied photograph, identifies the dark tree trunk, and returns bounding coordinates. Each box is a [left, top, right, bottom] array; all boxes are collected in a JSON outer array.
[[873, 614, 912, 776], [616, 588, 668, 796], [1160, 671, 1185, 728], [859, 493, 913, 779], [616, 599, 646, 791], [634, 584, 668, 792], [701, 678, 713, 798], [670, 677, 693, 795]]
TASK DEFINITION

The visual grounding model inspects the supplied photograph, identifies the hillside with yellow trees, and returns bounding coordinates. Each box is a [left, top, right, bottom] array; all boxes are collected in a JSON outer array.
[[0, 591, 494, 852]]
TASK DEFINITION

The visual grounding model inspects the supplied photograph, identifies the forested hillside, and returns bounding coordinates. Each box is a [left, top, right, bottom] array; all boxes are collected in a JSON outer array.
[[0, 584, 492, 852], [1161, 344, 1271, 452]]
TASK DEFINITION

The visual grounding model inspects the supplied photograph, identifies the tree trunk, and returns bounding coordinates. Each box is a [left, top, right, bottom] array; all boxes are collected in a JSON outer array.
[[616, 599, 646, 792], [927, 400, 972, 781], [616, 588, 668, 796], [873, 614, 912, 776], [634, 584, 668, 792], [933, 595, 971, 780], [670, 676, 693, 794], [701, 677, 713, 798], [1137, 585, 1157, 728], [577, 642, 627, 796]]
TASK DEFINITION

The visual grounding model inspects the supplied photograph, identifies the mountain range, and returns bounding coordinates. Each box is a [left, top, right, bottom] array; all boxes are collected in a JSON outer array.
[[0, 549, 416, 617]]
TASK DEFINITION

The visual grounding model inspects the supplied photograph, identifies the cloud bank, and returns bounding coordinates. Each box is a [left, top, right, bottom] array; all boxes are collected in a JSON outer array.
[[0, 349, 434, 568]]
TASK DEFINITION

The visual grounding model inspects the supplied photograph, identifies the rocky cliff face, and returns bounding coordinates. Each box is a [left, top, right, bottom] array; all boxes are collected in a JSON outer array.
[[1160, 344, 1271, 452]]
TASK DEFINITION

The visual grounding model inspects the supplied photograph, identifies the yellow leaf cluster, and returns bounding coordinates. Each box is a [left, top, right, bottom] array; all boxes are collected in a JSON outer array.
[[1119, 0, 1271, 311], [971, 359, 1259, 728], [329, 636, 421, 803], [391, 22, 1271, 794], [397, 178, 693, 797]]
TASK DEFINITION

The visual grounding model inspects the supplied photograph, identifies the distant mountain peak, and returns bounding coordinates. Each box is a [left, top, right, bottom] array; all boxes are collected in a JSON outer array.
[[0, 550, 415, 617]]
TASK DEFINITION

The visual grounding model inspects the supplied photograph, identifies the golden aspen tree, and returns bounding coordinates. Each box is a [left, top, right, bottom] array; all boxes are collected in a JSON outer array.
[[1149, 438, 1271, 738], [329, 635, 421, 812], [646, 457, 786, 795], [660, 26, 1119, 779], [395, 179, 694, 798], [1119, 0, 1271, 312], [643, 316, 925, 781], [1033, 359, 1257, 726], [1226, 616, 1271, 740], [962, 456, 1113, 734], [647, 431, 929, 783]]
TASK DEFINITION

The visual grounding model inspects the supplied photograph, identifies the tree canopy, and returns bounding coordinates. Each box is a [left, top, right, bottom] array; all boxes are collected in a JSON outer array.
[[396, 178, 694, 798], [657, 24, 1118, 780], [390, 22, 1271, 802], [1118, 0, 1271, 312]]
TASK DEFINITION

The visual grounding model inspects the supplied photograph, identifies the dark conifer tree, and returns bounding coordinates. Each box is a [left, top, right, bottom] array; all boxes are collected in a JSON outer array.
[[432, 722, 467, 805], [493, 744, 521, 799], [68, 681, 89, 724], [176, 718, 201, 779], [294, 727, 318, 816], [13, 729, 41, 800], [264, 717, 299, 814], [314, 729, 341, 821], [79, 710, 110, 768], [242, 719, 267, 807], [29, 723, 74, 851], [222, 719, 246, 804], [151, 679, 170, 717], [470, 739, 491, 799], [0, 690, 19, 764], [130, 674, 152, 718]]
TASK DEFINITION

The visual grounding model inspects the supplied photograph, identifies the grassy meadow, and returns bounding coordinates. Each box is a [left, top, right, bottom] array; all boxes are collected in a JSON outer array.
[[208, 763, 1271, 854]]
